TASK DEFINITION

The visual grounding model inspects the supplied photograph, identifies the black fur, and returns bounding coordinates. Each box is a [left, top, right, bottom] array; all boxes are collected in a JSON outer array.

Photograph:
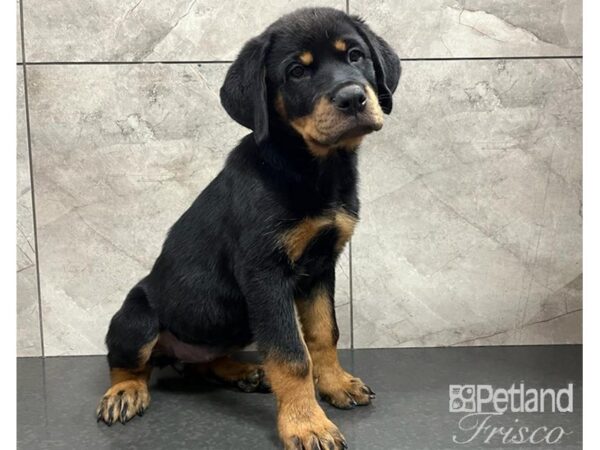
[[351, 17, 401, 113], [105, 7, 400, 373]]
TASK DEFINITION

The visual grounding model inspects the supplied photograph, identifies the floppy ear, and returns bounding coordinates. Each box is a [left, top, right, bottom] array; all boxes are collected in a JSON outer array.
[[220, 33, 272, 145], [351, 17, 401, 114]]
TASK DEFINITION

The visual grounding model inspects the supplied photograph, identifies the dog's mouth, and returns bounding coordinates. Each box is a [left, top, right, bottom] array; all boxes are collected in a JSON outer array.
[[311, 114, 384, 147], [288, 88, 385, 153]]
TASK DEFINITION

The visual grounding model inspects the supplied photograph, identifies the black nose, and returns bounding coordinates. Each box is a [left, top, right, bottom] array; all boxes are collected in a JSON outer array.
[[332, 84, 367, 115]]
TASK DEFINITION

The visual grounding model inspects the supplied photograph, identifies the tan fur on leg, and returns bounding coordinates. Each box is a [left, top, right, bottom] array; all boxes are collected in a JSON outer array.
[[297, 289, 375, 409], [96, 337, 157, 425], [265, 355, 346, 450]]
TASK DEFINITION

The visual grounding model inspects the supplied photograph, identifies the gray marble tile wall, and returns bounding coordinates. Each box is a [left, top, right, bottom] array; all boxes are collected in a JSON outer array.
[[16, 0, 582, 356]]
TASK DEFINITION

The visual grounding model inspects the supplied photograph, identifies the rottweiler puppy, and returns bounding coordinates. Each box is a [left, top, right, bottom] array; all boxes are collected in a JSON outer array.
[[96, 7, 400, 449]]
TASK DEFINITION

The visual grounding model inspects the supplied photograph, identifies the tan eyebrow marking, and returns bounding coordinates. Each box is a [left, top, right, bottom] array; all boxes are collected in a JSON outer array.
[[299, 51, 313, 65], [334, 39, 347, 52]]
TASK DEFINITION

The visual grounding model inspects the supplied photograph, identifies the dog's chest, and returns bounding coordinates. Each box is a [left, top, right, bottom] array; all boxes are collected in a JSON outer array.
[[278, 207, 357, 263]]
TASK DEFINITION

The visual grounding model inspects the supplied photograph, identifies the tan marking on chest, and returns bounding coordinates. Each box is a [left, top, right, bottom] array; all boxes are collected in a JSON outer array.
[[280, 216, 332, 262], [334, 210, 358, 252], [279, 209, 358, 262]]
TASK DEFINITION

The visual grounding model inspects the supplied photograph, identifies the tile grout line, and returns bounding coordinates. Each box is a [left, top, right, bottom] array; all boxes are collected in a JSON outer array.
[[15, 55, 583, 66], [346, 0, 354, 351], [348, 240, 354, 350], [19, 0, 45, 358], [19, 60, 234, 66], [401, 55, 583, 61]]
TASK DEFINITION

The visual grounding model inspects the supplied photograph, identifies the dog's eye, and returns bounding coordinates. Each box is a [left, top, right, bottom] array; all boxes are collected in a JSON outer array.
[[348, 48, 364, 63], [289, 65, 306, 79]]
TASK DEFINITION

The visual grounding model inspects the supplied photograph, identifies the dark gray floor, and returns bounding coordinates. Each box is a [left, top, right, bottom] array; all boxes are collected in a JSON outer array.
[[18, 346, 581, 450]]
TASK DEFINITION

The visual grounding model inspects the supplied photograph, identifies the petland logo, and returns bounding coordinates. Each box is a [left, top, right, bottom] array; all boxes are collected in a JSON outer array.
[[449, 383, 574, 445]]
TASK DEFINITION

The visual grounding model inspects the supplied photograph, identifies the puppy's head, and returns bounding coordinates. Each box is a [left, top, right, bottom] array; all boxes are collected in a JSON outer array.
[[220, 7, 401, 156]]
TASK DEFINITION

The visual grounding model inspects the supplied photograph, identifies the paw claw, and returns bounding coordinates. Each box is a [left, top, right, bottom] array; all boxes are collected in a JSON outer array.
[[362, 385, 375, 397], [347, 395, 358, 408], [309, 437, 322, 450], [248, 370, 260, 383], [288, 436, 302, 450], [96, 380, 149, 426], [120, 402, 128, 423]]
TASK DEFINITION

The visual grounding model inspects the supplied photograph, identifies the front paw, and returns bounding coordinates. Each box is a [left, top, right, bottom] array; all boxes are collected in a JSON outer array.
[[279, 401, 347, 450], [317, 371, 375, 409], [96, 380, 150, 425]]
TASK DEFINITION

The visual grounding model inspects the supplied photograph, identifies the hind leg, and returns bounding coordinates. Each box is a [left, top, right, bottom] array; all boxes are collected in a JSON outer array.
[[97, 286, 159, 425], [185, 356, 270, 393]]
